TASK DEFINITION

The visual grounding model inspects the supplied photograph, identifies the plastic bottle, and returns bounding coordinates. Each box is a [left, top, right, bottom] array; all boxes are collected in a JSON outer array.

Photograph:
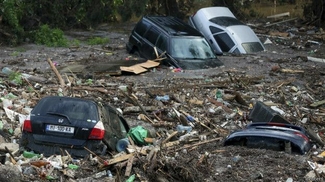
[[1, 67, 14, 75], [23, 151, 41, 158], [176, 125, 192, 133], [94, 170, 107, 179], [215, 90, 223, 101], [107, 170, 113, 178], [116, 138, 130, 152], [155, 95, 170, 102]]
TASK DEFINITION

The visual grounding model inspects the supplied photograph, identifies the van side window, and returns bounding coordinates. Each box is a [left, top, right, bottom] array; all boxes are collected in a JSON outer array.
[[135, 20, 150, 37], [210, 26, 235, 52], [145, 27, 160, 44], [209, 26, 223, 34], [156, 35, 167, 51]]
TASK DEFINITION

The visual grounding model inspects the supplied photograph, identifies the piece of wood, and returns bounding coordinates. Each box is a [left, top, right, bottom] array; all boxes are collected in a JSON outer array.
[[307, 56, 325, 63], [47, 58, 65, 86], [310, 100, 325, 108], [73, 86, 108, 94], [105, 153, 134, 166], [179, 110, 215, 133], [280, 68, 304, 74], [306, 126, 325, 147], [267, 12, 290, 18], [170, 137, 223, 153], [162, 131, 178, 144], [264, 17, 297, 27], [125, 155, 134, 177], [162, 140, 180, 148], [138, 113, 155, 124]]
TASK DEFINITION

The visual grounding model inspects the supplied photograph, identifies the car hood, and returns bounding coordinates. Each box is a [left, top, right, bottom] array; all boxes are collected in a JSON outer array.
[[173, 58, 224, 70], [226, 25, 261, 43]]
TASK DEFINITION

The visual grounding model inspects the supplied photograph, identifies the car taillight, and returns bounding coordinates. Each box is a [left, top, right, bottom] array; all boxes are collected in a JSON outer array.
[[23, 119, 32, 132], [88, 121, 105, 140], [268, 122, 286, 127], [294, 132, 309, 142]]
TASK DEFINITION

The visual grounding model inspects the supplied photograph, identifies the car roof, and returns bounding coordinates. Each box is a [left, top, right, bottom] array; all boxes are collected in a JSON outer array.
[[144, 16, 202, 36], [195, 7, 236, 20]]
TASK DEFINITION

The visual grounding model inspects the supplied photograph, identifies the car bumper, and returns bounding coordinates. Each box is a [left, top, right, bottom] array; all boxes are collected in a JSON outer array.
[[20, 132, 106, 157]]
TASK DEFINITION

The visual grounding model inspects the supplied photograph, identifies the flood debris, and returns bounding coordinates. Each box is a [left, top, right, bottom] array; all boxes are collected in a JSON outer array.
[[0, 17, 324, 181]]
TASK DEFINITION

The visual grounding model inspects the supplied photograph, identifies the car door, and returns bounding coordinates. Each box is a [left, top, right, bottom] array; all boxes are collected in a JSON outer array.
[[102, 104, 129, 151], [141, 26, 160, 59]]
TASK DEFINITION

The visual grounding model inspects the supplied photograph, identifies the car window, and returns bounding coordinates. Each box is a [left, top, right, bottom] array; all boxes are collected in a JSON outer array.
[[33, 98, 99, 121], [134, 20, 150, 37], [212, 32, 235, 52], [170, 37, 215, 59], [209, 17, 245, 27], [209, 26, 223, 34], [103, 105, 128, 136], [156, 34, 168, 51], [144, 27, 160, 44], [241, 42, 265, 53]]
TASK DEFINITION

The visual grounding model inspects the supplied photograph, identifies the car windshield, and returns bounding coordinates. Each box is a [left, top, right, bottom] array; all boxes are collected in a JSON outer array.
[[170, 37, 216, 59], [33, 97, 99, 121], [209, 17, 244, 27], [241, 42, 265, 53]]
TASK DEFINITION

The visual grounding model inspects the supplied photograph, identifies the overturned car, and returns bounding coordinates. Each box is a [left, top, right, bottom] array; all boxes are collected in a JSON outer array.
[[189, 7, 265, 54], [20, 96, 130, 157], [224, 122, 312, 155]]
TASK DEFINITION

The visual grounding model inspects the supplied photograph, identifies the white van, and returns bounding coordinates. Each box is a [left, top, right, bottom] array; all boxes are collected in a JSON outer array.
[[189, 7, 265, 55]]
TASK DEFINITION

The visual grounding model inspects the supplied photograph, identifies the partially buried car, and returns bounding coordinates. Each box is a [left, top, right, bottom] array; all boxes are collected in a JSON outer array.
[[126, 15, 223, 70], [188, 7, 265, 55], [20, 96, 130, 157], [224, 122, 312, 155]]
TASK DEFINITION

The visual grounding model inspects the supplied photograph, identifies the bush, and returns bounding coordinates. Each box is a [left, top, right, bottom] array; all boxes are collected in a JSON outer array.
[[87, 37, 109, 45], [34, 25, 68, 47]]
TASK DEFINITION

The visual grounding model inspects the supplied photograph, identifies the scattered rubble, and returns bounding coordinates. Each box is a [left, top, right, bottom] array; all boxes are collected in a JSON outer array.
[[0, 20, 324, 181]]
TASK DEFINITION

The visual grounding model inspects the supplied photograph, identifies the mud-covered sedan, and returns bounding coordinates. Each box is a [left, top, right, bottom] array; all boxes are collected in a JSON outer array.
[[20, 96, 130, 157], [189, 7, 265, 54], [224, 122, 312, 155]]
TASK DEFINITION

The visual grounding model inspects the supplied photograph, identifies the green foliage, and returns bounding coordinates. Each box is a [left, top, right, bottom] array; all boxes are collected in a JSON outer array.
[[87, 37, 109, 45], [8, 71, 22, 85], [0, 0, 24, 45], [35, 25, 68, 47], [85, 79, 93, 85], [70, 39, 81, 47], [10, 51, 19, 56]]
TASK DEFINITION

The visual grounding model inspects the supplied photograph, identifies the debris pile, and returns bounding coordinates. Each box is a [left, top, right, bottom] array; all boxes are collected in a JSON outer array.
[[0, 20, 324, 181]]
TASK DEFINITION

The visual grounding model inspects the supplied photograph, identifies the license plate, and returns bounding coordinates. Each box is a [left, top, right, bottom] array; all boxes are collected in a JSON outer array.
[[46, 125, 74, 133]]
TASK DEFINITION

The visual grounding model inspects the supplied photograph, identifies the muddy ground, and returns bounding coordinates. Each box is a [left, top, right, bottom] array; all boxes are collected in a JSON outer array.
[[0, 19, 325, 182]]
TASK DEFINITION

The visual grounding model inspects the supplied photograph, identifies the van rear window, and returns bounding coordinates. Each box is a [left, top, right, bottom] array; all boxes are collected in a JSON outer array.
[[210, 17, 244, 27]]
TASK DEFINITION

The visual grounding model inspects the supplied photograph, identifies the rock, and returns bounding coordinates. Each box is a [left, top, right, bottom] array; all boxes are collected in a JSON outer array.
[[0, 143, 19, 152], [0, 165, 22, 182]]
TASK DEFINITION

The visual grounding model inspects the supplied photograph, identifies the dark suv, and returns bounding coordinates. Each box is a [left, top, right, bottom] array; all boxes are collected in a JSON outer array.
[[126, 16, 223, 70]]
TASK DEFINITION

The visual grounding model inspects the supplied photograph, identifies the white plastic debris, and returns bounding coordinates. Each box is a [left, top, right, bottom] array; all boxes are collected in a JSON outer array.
[[270, 106, 285, 115]]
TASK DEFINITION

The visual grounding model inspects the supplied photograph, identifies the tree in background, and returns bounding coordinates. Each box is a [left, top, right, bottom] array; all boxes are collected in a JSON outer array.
[[0, 0, 323, 46]]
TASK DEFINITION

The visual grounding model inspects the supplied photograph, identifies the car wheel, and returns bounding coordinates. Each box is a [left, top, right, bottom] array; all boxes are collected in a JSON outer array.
[[19, 133, 29, 147]]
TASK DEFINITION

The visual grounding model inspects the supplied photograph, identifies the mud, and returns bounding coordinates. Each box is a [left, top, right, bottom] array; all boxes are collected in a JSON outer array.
[[0, 20, 324, 181]]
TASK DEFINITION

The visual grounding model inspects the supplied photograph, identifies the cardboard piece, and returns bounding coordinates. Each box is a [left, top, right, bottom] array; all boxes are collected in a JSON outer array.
[[120, 60, 160, 74]]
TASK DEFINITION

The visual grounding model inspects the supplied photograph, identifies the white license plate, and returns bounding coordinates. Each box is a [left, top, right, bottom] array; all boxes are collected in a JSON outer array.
[[46, 125, 74, 133]]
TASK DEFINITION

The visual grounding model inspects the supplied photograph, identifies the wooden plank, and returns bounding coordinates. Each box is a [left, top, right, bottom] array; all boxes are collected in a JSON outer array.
[[267, 12, 290, 18], [125, 155, 135, 177], [106, 153, 134, 166]]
